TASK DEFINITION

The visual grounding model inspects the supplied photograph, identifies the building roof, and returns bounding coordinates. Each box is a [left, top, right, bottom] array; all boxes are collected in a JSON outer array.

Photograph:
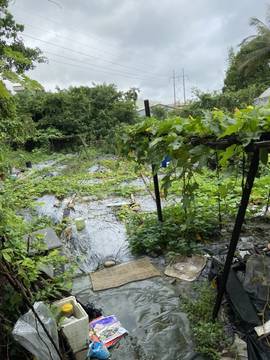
[[257, 87, 270, 99]]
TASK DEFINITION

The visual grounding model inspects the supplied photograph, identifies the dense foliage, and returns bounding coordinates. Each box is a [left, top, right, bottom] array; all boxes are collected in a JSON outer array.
[[223, 47, 270, 92], [118, 104, 270, 255], [175, 85, 262, 117], [237, 13, 270, 75], [119, 104, 270, 170], [14, 84, 138, 148]]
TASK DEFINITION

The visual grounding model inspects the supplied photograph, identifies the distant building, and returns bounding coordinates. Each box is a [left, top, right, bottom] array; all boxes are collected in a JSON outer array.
[[12, 84, 24, 93], [137, 102, 175, 117], [254, 87, 270, 106]]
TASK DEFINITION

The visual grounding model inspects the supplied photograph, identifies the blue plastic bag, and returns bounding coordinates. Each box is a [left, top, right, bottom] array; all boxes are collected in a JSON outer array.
[[87, 341, 110, 359]]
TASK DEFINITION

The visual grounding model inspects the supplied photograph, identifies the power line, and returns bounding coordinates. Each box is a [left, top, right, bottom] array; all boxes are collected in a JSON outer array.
[[40, 56, 163, 84], [42, 51, 163, 82], [23, 33, 168, 80]]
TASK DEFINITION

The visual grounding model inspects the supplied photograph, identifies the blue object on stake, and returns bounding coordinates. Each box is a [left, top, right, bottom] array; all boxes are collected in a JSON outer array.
[[161, 155, 171, 168]]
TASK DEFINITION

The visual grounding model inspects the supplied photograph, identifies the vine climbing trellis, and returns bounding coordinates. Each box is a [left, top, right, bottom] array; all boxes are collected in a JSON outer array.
[[119, 99, 270, 319]]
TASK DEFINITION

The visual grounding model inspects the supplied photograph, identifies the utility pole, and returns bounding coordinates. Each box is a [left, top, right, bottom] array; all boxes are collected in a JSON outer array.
[[172, 70, 176, 106], [182, 68, 186, 105]]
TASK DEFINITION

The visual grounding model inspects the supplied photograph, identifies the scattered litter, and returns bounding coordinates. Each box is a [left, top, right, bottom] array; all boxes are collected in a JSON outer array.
[[53, 296, 89, 353], [12, 302, 60, 360], [239, 250, 250, 259], [83, 303, 103, 322], [90, 315, 128, 348], [255, 320, 270, 337], [164, 255, 207, 282], [87, 341, 110, 359], [75, 218, 86, 231], [106, 201, 131, 208], [90, 257, 160, 291]]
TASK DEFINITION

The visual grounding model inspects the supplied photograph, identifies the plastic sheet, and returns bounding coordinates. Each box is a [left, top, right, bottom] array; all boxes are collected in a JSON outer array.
[[12, 302, 60, 360], [226, 269, 270, 360], [243, 255, 270, 314]]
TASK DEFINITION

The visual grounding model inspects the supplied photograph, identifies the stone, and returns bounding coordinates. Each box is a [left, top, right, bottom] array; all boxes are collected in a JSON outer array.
[[104, 260, 116, 268], [24, 227, 62, 255]]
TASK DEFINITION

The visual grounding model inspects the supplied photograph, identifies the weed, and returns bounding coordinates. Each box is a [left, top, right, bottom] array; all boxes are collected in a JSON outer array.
[[126, 205, 220, 255], [181, 283, 230, 360]]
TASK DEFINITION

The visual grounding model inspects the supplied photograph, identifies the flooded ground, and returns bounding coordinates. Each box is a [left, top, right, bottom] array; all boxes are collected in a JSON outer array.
[[21, 154, 270, 359], [27, 155, 199, 359]]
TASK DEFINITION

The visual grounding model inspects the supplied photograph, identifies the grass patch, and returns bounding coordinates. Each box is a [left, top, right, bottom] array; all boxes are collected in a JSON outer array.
[[181, 283, 230, 360]]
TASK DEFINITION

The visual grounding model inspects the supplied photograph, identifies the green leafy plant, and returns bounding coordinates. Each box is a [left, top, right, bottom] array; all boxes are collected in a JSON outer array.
[[126, 205, 219, 255], [181, 283, 230, 359]]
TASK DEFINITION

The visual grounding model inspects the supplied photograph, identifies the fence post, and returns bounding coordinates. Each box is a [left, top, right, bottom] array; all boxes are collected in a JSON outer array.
[[144, 99, 163, 222]]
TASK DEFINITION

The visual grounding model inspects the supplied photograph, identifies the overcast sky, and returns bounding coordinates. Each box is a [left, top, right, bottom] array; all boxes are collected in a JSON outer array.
[[9, 0, 269, 104]]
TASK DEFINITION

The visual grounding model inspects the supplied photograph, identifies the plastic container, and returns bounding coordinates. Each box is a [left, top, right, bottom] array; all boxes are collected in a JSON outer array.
[[54, 296, 89, 353]]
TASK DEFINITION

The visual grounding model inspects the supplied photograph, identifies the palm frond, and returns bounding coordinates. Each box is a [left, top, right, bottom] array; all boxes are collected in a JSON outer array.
[[239, 47, 270, 72]]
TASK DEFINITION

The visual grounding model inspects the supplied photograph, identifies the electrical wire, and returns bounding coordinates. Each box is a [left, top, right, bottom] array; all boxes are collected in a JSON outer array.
[[23, 33, 168, 80], [44, 57, 163, 83], [42, 49, 163, 81], [12, 8, 168, 75], [16, 17, 157, 73]]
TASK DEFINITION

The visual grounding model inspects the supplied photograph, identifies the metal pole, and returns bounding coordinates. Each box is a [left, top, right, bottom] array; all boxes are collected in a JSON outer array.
[[212, 149, 260, 319], [144, 100, 163, 222], [182, 68, 186, 105], [173, 70, 176, 107]]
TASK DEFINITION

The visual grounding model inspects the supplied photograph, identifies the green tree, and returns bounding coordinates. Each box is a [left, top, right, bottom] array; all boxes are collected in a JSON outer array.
[[15, 84, 138, 147], [0, 0, 44, 146], [151, 105, 168, 120], [174, 86, 260, 118], [0, 0, 44, 91], [237, 10, 270, 76], [223, 47, 270, 92]]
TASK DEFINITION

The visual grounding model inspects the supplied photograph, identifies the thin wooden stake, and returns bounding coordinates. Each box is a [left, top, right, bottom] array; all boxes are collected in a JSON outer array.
[[212, 149, 260, 320]]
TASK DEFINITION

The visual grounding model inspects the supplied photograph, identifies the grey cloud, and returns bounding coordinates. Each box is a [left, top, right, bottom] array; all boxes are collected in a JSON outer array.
[[10, 0, 269, 103]]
